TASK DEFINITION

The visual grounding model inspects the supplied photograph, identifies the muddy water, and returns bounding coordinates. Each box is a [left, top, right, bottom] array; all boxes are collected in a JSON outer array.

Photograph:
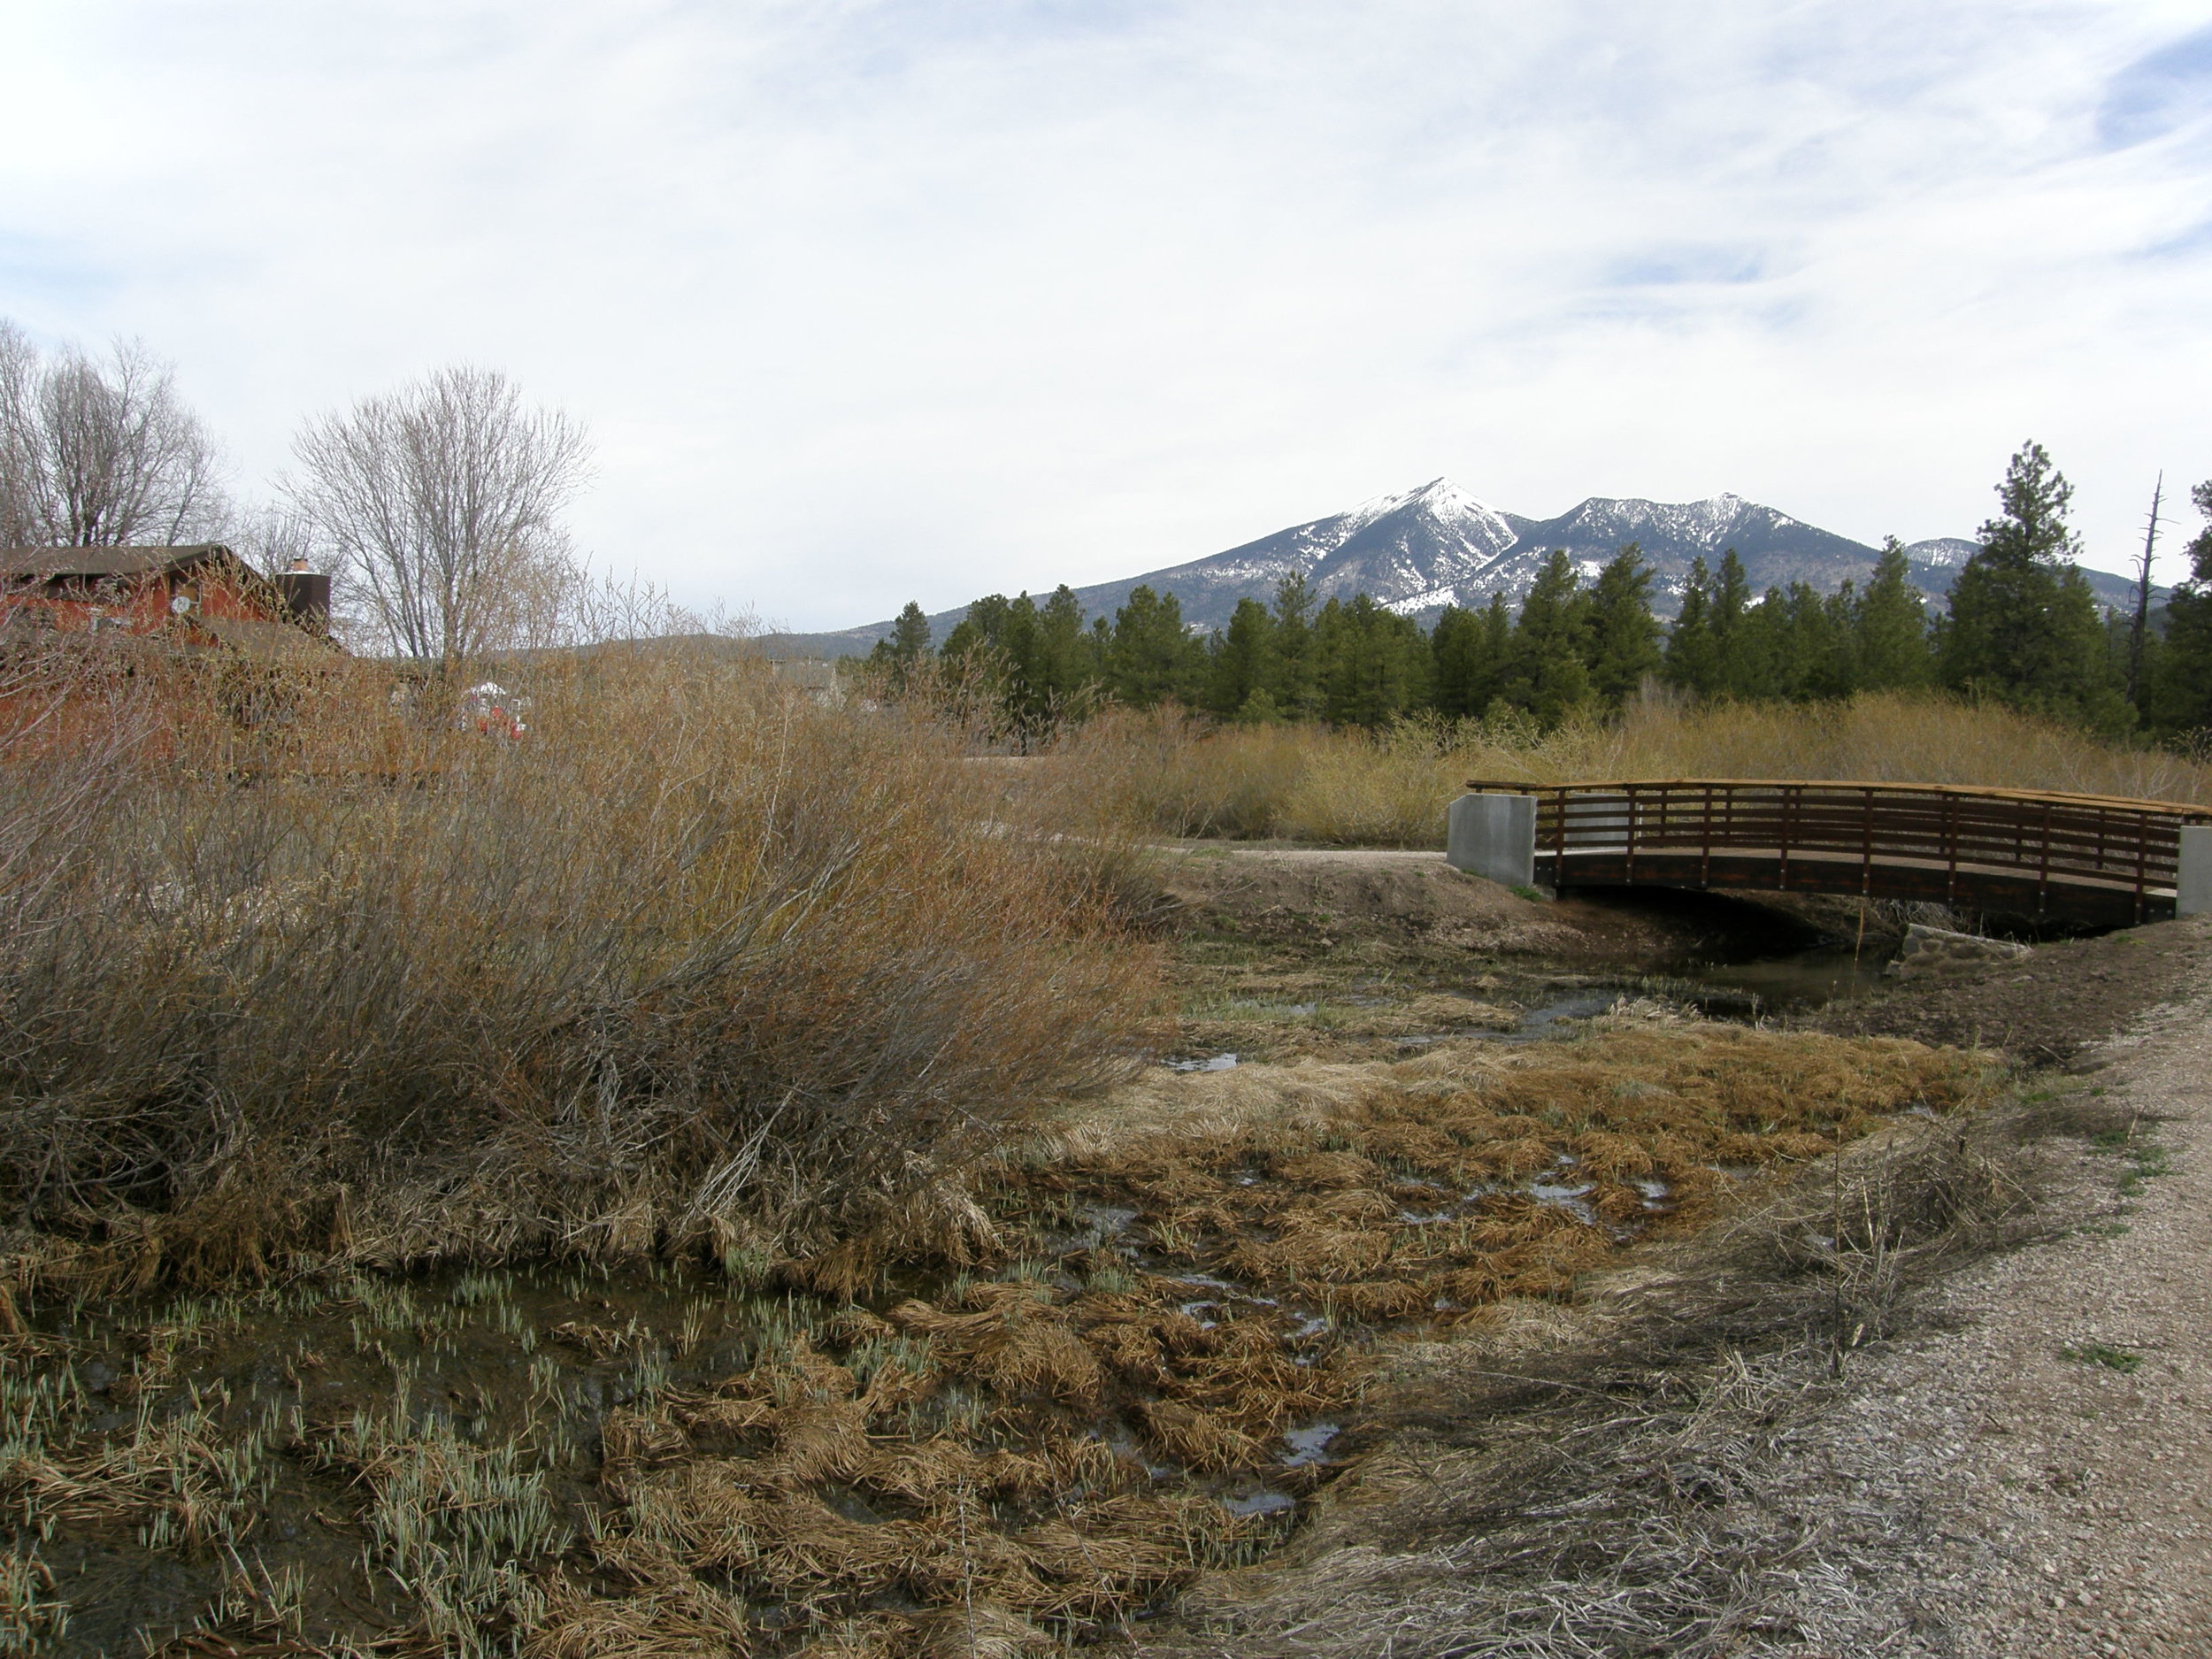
[[14, 1264, 804, 1651], [1457, 944, 1884, 1051], [11, 1254, 1325, 1654], [1669, 942, 1892, 1014]]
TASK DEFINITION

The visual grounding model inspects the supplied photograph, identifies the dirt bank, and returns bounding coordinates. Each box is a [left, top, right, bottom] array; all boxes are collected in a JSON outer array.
[[1809, 913, 2212, 1066], [1156, 846, 1819, 968], [1755, 979, 2212, 1655]]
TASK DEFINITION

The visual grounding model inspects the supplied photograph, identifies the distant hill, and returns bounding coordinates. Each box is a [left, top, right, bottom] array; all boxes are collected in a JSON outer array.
[[757, 480, 2154, 658]]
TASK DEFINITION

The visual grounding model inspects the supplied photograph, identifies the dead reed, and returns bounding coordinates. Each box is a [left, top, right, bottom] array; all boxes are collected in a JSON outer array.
[[995, 1020, 1996, 1326], [0, 636, 2044, 1656], [0, 1015, 2001, 1655], [531, 1020, 1990, 1655]]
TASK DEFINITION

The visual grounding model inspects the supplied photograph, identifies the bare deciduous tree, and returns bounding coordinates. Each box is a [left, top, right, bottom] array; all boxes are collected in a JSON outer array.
[[0, 319, 227, 547], [284, 365, 592, 669]]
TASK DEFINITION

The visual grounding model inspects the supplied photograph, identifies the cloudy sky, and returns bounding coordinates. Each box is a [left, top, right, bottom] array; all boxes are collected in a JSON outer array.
[[5, 2, 2212, 629]]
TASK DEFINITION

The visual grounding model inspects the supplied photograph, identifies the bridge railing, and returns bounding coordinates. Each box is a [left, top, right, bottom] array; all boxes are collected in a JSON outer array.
[[1463, 778, 2212, 921]]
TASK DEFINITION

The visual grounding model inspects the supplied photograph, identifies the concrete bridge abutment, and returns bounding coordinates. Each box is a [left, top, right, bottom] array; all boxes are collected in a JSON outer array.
[[1447, 792, 1538, 890], [2180, 826, 2212, 918]]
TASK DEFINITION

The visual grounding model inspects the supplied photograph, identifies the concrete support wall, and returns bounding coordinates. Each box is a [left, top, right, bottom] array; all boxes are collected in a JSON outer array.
[[1447, 793, 1537, 889], [2180, 826, 2212, 918]]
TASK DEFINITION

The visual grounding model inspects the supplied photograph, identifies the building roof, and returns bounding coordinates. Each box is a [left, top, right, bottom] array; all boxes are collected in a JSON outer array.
[[0, 543, 235, 582]]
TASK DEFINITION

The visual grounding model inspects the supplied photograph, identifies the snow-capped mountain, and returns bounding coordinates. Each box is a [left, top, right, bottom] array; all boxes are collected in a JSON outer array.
[[1494, 494, 1885, 606], [760, 482, 2151, 657], [1071, 479, 1525, 626]]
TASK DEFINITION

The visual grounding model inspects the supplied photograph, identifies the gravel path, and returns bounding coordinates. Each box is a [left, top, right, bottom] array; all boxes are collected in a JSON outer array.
[[1778, 958, 2212, 1655]]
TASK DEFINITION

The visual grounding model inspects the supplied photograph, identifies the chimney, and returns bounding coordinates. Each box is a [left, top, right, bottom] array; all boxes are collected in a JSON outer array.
[[289, 556, 311, 573]]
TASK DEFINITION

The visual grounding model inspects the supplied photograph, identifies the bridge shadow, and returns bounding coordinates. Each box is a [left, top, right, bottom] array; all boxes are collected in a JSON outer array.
[[1559, 882, 2119, 964], [1555, 885, 1827, 965]]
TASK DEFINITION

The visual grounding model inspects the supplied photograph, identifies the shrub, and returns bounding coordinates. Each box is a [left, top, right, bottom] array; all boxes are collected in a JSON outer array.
[[0, 641, 1158, 1289]]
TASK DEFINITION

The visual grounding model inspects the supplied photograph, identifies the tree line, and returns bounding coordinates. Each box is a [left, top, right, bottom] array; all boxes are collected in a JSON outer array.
[[873, 442, 2212, 743]]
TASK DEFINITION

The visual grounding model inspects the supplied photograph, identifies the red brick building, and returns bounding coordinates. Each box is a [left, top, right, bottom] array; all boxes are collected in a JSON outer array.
[[0, 544, 331, 649]]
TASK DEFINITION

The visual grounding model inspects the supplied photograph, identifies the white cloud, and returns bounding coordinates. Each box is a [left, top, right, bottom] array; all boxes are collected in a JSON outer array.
[[4, 0, 2210, 626]]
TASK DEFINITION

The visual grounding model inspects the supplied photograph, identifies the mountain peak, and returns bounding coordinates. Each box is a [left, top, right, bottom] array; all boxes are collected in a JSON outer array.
[[1095, 483, 1965, 626], [1341, 476, 1506, 525], [1409, 477, 1510, 518]]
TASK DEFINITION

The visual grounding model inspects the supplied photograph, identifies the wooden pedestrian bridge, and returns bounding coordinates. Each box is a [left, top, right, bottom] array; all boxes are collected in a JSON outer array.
[[1454, 778, 2212, 926]]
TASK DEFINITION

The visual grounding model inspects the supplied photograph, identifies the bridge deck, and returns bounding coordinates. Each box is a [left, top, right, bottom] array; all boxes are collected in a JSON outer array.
[[1468, 778, 2212, 926]]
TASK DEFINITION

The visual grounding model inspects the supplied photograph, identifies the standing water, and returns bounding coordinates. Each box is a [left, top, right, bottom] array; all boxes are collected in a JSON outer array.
[[1671, 942, 1893, 1016]]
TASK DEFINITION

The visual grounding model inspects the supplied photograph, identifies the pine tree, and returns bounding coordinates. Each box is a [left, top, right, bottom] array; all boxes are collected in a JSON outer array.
[[1663, 556, 1721, 696], [2150, 480, 2212, 735], [891, 600, 931, 659], [1939, 442, 2128, 728], [1207, 596, 1279, 718], [2127, 476, 2164, 710], [1314, 595, 1431, 726], [1709, 550, 1758, 697], [1430, 602, 1502, 718], [1852, 539, 1932, 691], [1724, 587, 1790, 700], [1721, 582, 1851, 702], [1479, 592, 1513, 695], [1584, 542, 1663, 706], [1036, 585, 1101, 710], [1786, 581, 1856, 700], [1269, 572, 1318, 718], [1497, 549, 1592, 726], [1105, 585, 1202, 707], [937, 594, 1006, 671], [941, 593, 1059, 727], [866, 599, 933, 690], [1002, 594, 1047, 722]]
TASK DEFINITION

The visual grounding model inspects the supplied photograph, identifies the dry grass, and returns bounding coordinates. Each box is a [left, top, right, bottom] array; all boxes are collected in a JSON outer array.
[[0, 636, 2064, 1656], [1042, 695, 2212, 846], [534, 1021, 1992, 1655], [0, 641, 1159, 1294], [563, 1318, 1270, 1654]]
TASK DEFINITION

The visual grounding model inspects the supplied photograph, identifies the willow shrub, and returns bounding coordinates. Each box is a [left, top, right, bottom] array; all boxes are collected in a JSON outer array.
[[0, 641, 1157, 1288]]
